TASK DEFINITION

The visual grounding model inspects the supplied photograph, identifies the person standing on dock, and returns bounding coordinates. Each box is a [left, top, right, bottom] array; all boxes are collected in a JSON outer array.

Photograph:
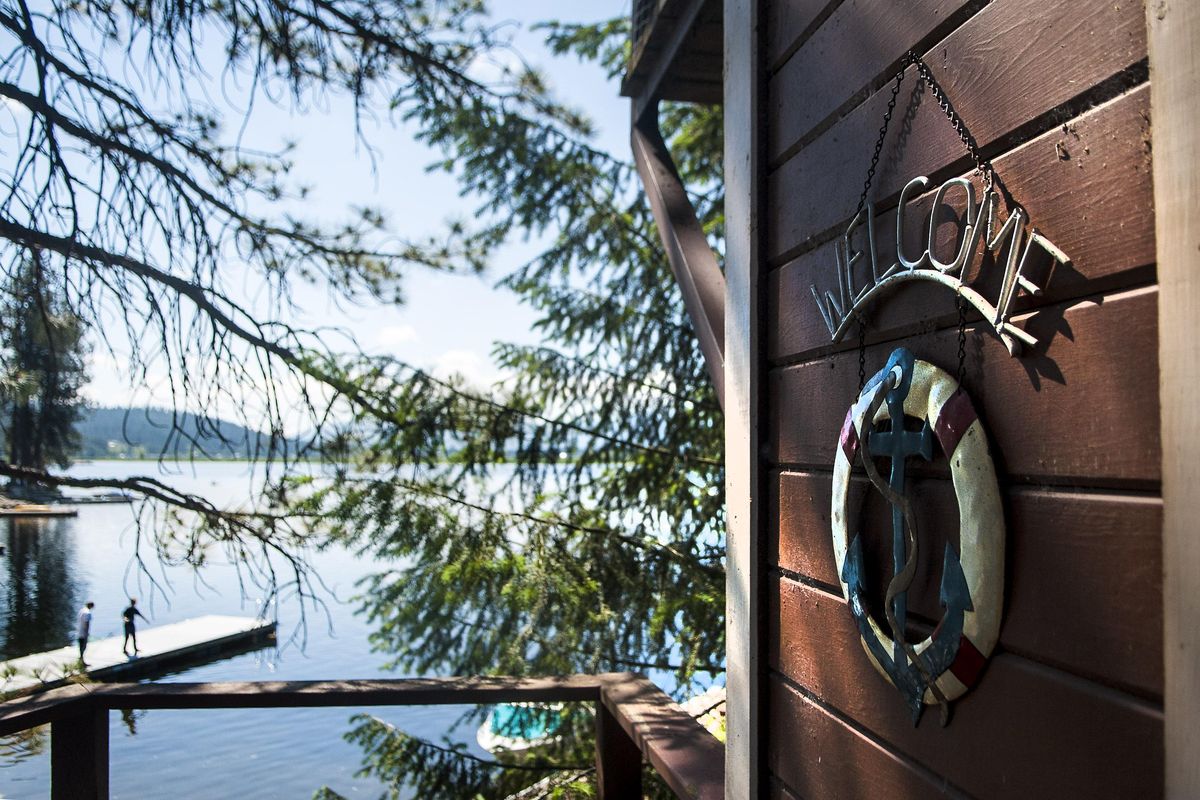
[[76, 601, 94, 665], [122, 598, 147, 656]]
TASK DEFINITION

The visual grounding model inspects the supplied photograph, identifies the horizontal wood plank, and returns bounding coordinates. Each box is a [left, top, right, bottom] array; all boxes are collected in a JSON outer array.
[[100, 675, 626, 710], [768, 678, 968, 799], [769, 286, 1161, 485], [0, 676, 608, 737], [768, 85, 1155, 362], [766, 0, 837, 71], [771, 471, 1163, 696], [770, 579, 1164, 798], [768, 0, 975, 159], [767, 0, 1146, 260]]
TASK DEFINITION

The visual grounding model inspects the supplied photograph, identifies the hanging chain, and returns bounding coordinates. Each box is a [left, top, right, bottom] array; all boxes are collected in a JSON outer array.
[[855, 64, 909, 216], [858, 52, 995, 212], [852, 51, 994, 388], [853, 61, 908, 387], [910, 57, 995, 189]]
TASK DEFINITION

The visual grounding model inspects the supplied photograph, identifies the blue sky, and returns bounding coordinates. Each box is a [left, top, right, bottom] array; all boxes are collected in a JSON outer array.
[[85, 1, 631, 407]]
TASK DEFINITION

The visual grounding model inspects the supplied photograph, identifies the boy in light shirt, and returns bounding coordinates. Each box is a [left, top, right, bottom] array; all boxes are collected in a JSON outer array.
[[76, 601, 94, 665]]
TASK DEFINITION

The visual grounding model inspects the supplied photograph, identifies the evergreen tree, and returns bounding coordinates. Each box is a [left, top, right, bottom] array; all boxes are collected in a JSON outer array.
[[312, 50, 726, 686], [0, 253, 88, 478], [303, 19, 725, 798], [0, 4, 721, 794]]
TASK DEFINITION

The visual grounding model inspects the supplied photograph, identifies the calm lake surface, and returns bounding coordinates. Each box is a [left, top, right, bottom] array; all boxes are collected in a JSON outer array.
[[0, 461, 489, 799]]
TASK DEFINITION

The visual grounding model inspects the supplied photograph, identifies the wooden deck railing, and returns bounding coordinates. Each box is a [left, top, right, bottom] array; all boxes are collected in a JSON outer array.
[[0, 672, 724, 800]]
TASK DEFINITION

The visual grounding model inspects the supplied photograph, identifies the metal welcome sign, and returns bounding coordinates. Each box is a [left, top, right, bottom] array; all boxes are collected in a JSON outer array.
[[809, 175, 1071, 356]]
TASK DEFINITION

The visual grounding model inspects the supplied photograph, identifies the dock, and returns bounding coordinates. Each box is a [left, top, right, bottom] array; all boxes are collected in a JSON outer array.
[[0, 615, 276, 696], [0, 504, 78, 517]]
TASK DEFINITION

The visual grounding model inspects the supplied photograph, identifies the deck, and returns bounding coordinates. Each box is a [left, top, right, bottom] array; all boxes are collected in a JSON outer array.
[[0, 615, 276, 696], [0, 673, 724, 800]]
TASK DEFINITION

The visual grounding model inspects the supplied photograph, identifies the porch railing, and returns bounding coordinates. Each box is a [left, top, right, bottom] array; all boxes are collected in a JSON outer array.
[[0, 672, 723, 799]]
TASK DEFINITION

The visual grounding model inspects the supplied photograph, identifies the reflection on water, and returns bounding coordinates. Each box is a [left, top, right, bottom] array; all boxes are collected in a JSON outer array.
[[0, 519, 82, 660], [0, 728, 45, 767], [0, 461, 488, 799], [119, 709, 144, 737]]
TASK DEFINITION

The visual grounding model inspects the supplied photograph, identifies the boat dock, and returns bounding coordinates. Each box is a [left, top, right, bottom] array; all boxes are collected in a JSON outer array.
[[0, 504, 78, 518], [0, 615, 276, 696]]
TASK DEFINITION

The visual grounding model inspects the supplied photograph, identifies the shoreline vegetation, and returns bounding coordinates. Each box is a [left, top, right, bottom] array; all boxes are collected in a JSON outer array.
[[76, 408, 560, 464], [72, 406, 274, 461], [66, 407, 576, 463]]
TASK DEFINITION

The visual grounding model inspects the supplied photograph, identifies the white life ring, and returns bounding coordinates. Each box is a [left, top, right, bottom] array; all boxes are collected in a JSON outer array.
[[831, 352, 1004, 706]]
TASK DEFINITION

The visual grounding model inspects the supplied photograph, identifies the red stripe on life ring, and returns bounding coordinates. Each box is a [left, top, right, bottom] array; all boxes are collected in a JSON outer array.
[[949, 635, 987, 688], [933, 388, 978, 457], [839, 407, 859, 462]]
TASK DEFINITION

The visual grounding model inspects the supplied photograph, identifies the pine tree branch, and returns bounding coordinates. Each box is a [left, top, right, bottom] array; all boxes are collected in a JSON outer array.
[[338, 476, 724, 579]]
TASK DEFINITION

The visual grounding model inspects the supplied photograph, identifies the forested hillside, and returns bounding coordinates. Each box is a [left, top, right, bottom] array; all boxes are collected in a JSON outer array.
[[75, 407, 273, 460]]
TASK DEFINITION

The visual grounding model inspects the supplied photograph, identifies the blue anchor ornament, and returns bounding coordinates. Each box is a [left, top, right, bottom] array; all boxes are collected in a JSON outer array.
[[842, 348, 975, 725]]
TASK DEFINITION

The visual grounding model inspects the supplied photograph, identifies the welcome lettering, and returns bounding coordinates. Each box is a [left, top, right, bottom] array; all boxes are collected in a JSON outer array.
[[810, 175, 1071, 355]]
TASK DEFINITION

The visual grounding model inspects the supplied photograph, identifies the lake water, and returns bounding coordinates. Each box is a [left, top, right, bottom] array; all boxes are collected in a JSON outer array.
[[0, 461, 491, 799]]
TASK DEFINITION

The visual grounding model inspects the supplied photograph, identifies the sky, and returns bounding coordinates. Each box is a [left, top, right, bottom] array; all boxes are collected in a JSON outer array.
[[83, 0, 632, 410]]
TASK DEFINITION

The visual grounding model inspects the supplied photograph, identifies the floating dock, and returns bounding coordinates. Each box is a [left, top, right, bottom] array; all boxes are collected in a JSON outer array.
[[0, 504, 79, 518], [0, 615, 276, 696]]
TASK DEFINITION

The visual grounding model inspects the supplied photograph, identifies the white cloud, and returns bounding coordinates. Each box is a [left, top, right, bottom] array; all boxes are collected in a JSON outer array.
[[431, 349, 502, 389], [372, 324, 419, 351]]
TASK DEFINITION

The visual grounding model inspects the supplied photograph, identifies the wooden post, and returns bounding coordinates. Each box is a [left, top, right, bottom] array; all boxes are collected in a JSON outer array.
[[51, 707, 108, 800], [724, 0, 763, 796], [1148, 1, 1200, 797], [595, 700, 642, 799]]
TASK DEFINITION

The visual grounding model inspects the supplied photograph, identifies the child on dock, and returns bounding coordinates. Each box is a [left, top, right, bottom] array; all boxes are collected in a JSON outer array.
[[122, 599, 147, 656], [76, 601, 94, 665]]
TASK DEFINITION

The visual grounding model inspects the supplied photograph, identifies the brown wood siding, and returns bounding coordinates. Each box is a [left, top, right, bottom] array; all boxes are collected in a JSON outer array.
[[767, 0, 1146, 261], [761, 0, 1161, 796], [771, 286, 1161, 485], [768, 676, 972, 799], [770, 472, 1163, 697]]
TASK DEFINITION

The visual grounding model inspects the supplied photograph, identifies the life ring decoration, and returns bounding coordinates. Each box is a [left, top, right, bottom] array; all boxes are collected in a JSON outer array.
[[831, 347, 1003, 725]]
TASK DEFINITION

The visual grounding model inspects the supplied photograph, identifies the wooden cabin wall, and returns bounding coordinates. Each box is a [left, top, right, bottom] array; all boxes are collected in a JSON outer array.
[[760, 1, 1161, 797]]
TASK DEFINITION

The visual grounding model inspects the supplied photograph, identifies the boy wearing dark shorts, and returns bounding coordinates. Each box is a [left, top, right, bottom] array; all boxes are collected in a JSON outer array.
[[122, 598, 147, 656]]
